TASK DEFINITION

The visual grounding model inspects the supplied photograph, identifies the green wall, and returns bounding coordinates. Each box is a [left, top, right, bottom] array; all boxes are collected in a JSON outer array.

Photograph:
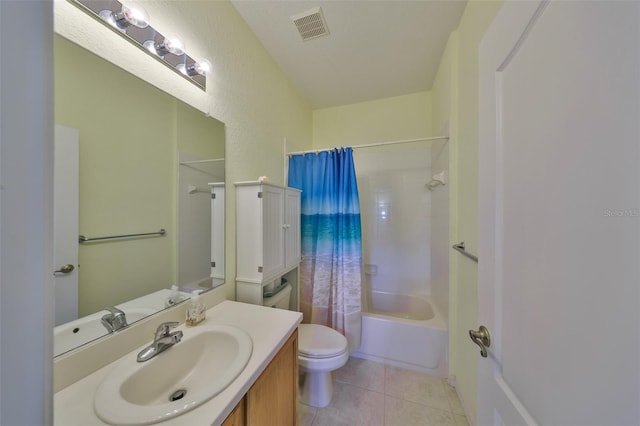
[[176, 101, 225, 160], [312, 91, 432, 149]]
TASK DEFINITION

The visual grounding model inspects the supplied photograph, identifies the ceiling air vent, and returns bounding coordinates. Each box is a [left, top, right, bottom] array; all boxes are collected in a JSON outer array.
[[291, 7, 329, 41]]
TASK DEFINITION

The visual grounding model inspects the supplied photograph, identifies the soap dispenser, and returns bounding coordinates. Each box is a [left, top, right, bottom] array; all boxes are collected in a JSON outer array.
[[186, 290, 206, 326]]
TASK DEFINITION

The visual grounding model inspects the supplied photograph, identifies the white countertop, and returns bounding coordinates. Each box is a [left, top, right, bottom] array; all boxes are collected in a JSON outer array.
[[54, 301, 302, 425]]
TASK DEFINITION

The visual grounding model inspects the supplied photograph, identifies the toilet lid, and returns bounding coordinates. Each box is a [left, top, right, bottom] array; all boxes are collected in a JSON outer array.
[[298, 324, 348, 359]]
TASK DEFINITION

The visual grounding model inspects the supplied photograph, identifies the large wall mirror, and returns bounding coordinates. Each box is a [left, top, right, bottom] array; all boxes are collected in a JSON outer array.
[[53, 34, 225, 356]]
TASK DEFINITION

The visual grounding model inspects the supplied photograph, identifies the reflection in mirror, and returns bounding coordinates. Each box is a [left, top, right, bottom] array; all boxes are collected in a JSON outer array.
[[53, 35, 225, 356], [177, 154, 224, 288]]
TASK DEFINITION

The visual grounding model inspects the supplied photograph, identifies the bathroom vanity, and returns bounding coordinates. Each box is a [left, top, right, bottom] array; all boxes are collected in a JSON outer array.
[[54, 301, 302, 425], [222, 329, 298, 425]]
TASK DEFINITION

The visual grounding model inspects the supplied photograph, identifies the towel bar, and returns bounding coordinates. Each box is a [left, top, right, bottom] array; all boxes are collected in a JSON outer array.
[[79, 229, 166, 243], [452, 241, 478, 263]]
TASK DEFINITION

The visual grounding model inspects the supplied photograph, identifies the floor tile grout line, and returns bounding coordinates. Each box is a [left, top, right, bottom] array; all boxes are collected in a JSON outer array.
[[312, 357, 468, 426], [383, 363, 386, 425]]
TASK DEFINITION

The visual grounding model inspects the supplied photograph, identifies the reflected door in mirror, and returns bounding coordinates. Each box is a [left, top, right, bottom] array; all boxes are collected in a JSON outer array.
[[54, 125, 79, 325]]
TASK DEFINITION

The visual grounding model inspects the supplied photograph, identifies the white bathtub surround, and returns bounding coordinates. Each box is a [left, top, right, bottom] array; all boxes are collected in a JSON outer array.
[[367, 290, 437, 320], [429, 138, 450, 319], [351, 141, 449, 376], [353, 292, 448, 376], [354, 144, 432, 296]]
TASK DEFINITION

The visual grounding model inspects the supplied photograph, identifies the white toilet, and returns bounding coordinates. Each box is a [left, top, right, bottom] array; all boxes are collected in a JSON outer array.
[[264, 283, 349, 408]]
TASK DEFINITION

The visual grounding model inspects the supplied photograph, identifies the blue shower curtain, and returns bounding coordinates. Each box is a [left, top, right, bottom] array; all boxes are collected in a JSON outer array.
[[288, 147, 362, 352]]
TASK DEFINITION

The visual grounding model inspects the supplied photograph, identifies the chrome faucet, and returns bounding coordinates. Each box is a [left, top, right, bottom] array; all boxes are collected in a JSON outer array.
[[101, 307, 128, 333], [137, 321, 183, 362]]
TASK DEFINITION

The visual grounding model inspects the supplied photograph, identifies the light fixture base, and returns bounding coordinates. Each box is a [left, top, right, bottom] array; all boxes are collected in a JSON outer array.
[[72, 0, 208, 91]]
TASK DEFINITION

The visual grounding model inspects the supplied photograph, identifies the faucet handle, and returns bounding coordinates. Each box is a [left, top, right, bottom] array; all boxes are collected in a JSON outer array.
[[155, 321, 179, 338], [104, 306, 125, 317], [101, 307, 128, 333]]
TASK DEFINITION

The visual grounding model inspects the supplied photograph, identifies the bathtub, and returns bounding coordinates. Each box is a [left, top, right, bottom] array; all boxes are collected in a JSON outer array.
[[352, 290, 448, 376]]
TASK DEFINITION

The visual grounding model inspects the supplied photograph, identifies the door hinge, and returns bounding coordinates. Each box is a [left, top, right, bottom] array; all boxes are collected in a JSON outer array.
[[258, 191, 263, 198], [211, 261, 216, 268], [258, 266, 263, 272], [211, 193, 216, 199]]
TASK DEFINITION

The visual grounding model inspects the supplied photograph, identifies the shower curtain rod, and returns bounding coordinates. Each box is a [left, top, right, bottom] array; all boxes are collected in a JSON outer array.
[[287, 135, 449, 156]]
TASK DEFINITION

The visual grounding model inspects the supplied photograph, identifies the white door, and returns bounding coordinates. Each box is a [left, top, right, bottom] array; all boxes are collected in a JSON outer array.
[[54, 125, 79, 325], [477, 1, 640, 425]]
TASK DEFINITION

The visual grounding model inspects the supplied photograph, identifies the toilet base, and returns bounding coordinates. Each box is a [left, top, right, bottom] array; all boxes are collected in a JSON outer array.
[[299, 371, 333, 408]]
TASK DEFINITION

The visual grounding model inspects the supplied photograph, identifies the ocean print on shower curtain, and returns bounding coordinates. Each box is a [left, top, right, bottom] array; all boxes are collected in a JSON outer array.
[[288, 147, 362, 352]]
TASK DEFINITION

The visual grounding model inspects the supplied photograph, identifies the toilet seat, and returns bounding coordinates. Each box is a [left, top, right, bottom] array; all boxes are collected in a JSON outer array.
[[298, 324, 348, 359]]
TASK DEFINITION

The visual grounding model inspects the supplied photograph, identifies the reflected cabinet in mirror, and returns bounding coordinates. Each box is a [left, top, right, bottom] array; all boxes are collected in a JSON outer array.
[[53, 35, 225, 356]]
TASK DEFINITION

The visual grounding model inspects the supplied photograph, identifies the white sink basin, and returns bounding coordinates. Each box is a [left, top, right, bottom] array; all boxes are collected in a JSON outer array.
[[93, 324, 253, 425], [54, 308, 157, 357]]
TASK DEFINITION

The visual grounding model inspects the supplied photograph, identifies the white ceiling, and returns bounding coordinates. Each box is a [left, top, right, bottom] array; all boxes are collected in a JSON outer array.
[[230, 0, 467, 109]]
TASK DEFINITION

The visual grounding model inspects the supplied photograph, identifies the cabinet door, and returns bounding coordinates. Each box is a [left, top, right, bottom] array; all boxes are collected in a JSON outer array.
[[246, 330, 298, 425], [222, 397, 246, 426], [261, 185, 285, 280], [236, 184, 264, 282], [284, 189, 301, 270]]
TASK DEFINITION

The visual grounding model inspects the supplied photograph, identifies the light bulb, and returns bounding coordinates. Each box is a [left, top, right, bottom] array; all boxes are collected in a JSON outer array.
[[159, 36, 185, 56], [146, 36, 185, 57], [121, 4, 149, 28], [98, 9, 118, 28], [177, 60, 211, 77], [101, 3, 149, 30], [194, 60, 211, 76], [98, 4, 148, 30]]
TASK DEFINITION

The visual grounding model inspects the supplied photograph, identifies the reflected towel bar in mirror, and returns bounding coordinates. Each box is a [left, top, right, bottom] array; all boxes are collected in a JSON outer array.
[[79, 229, 166, 243], [452, 241, 478, 263]]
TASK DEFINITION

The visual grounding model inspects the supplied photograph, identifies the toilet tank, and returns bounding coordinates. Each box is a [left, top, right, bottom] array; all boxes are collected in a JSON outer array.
[[263, 283, 292, 310]]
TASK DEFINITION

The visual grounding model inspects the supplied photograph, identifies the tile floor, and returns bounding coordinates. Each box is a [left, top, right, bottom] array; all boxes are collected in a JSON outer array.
[[298, 357, 468, 426]]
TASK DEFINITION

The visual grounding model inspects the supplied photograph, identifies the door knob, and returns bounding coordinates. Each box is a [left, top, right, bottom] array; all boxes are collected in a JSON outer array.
[[469, 325, 491, 358], [54, 264, 75, 275]]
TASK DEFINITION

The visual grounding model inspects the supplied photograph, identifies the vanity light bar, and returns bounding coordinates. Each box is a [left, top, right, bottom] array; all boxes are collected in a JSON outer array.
[[71, 0, 209, 91]]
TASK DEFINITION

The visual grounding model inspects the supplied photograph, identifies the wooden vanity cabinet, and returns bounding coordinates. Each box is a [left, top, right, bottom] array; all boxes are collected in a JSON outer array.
[[221, 398, 245, 426], [222, 329, 298, 426]]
